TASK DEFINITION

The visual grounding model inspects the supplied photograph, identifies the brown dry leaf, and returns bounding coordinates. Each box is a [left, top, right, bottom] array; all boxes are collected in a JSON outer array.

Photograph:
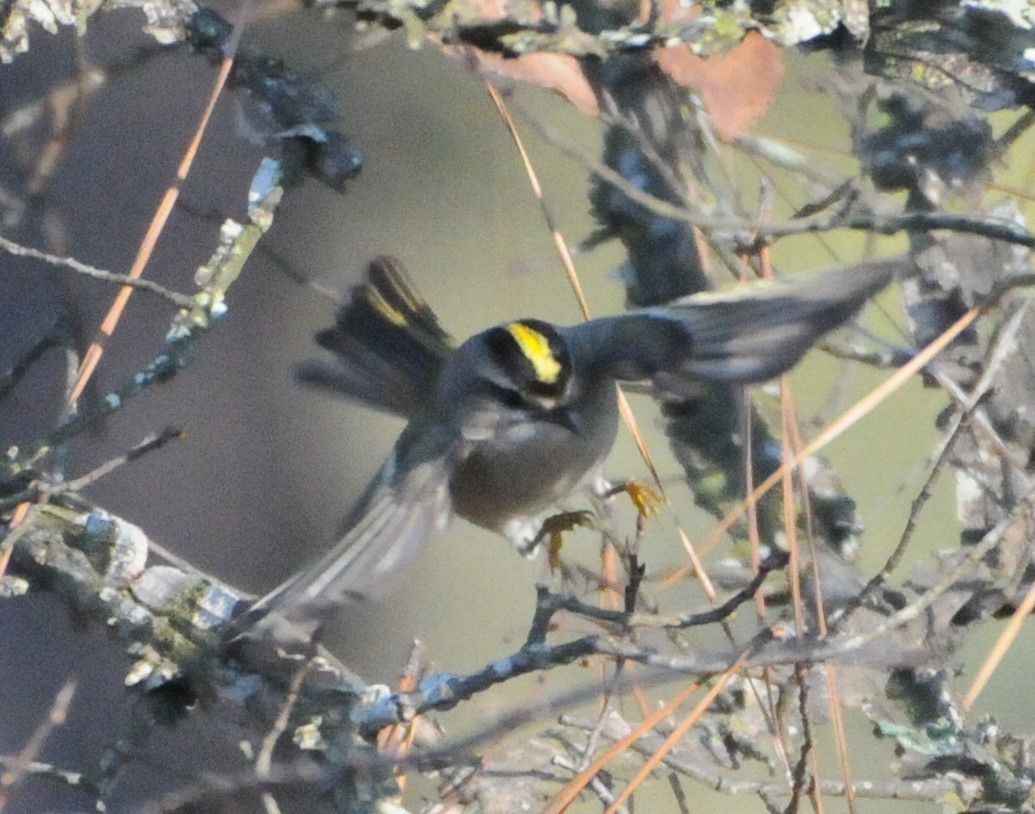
[[643, 0, 700, 23], [442, 0, 546, 22], [655, 30, 784, 141], [450, 47, 599, 116]]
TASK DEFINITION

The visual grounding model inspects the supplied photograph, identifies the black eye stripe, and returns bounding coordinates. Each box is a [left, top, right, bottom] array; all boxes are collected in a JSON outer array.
[[481, 379, 528, 409], [485, 326, 527, 371], [527, 378, 564, 398]]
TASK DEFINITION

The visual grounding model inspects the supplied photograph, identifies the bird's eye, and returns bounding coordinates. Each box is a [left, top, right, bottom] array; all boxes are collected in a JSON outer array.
[[498, 388, 526, 409]]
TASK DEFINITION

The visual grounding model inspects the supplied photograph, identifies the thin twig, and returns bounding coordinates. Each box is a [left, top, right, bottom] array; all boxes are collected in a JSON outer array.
[[0, 680, 77, 812], [517, 98, 1035, 249], [0, 319, 69, 400], [60, 427, 185, 493], [0, 237, 193, 306], [0, 429, 185, 514], [66, 3, 250, 406]]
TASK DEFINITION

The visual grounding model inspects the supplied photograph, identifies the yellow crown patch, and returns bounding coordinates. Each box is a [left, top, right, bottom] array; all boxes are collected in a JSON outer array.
[[507, 322, 561, 384]]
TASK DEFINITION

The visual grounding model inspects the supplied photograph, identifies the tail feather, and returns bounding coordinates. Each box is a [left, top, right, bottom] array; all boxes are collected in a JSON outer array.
[[297, 256, 454, 418]]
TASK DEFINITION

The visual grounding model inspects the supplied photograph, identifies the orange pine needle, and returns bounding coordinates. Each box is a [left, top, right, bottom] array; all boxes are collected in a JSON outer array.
[[540, 678, 703, 814], [484, 78, 716, 597], [67, 10, 248, 406], [603, 647, 754, 814], [963, 575, 1035, 709], [703, 305, 981, 555]]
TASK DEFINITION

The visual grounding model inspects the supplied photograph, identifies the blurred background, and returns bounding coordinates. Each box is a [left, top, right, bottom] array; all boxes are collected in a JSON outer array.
[[3, 4, 1035, 811]]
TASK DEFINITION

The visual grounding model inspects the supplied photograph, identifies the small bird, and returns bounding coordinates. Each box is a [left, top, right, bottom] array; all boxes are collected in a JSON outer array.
[[233, 256, 896, 642]]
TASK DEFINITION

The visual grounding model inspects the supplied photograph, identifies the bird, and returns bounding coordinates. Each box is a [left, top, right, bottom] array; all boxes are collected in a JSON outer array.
[[231, 255, 896, 643]]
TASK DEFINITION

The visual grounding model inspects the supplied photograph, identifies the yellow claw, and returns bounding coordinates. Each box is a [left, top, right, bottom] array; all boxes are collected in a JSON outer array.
[[540, 510, 594, 570], [624, 480, 662, 517]]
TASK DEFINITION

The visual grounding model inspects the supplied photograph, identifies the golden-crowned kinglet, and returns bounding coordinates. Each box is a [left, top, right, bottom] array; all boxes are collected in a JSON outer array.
[[234, 256, 895, 640]]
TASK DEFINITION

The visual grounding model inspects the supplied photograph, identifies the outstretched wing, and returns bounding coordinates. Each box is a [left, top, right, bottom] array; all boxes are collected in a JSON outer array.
[[568, 259, 899, 388], [230, 420, 462, 645], [296, 256, 455, 419]]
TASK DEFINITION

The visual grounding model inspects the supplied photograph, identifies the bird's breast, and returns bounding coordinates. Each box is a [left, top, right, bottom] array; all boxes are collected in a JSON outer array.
[[448, 382, 619, 533]]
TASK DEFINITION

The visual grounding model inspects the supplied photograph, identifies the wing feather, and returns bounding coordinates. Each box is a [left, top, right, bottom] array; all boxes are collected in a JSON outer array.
[[230, 424, 460, 645], [569, 258, 900, 387]]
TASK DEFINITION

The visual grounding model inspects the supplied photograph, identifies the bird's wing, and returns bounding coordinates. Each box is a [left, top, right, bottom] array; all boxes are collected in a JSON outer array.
[[568, 258, 900, 387], [229, 420, 462, 645], [296, 256, 455, 419]]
